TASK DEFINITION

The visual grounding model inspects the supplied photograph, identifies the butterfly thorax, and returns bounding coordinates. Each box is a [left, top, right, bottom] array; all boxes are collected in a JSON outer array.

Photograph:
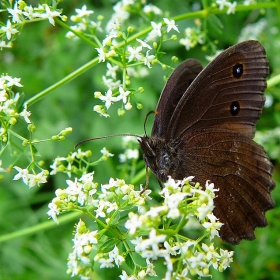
[[138, 136, 181, 182]]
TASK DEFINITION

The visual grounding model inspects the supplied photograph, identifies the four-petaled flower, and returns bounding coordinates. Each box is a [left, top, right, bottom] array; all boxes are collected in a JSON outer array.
[[163, 18, 179, 33], [1, 20, 19, 40]]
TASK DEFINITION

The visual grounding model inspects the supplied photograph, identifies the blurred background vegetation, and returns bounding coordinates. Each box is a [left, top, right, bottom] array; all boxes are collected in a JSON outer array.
[[0, 0, 280, 279]]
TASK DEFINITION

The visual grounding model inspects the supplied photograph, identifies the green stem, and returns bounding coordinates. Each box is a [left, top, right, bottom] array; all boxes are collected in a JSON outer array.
[[54, 18, 99, 48], [27, 56, 99, 106], [276, 0, 280, 16], [0, 212, 81, 243], [267, 74, 280, 89], [8, 129, 28, 141]]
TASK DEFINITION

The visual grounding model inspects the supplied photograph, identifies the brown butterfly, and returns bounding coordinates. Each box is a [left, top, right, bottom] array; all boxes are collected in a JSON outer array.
[[138, 40, 275, 245]]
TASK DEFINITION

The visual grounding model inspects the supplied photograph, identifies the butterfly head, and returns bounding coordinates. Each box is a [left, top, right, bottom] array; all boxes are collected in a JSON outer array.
[[138, 136, 180, 182]]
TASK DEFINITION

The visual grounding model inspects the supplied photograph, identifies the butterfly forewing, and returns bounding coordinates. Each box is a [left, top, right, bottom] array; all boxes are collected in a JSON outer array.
[[166, 40, 269, 140]]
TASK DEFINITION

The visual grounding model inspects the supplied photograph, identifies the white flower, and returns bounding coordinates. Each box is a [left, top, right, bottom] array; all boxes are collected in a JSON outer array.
[[164, 241, 180, 256], [140, 229, 166, 256], [125, 212, 143, 234], [163, 18, 179, 33], [145, 259, 157, 276], [143, 4, 162, 15], [28, 171, 48, 188], [106, 63, 118, 79], [219, 249, 234, 270], [22, 6, 39, 20], [93, 105, 109, 117], [47, 202, 60, 223], [1, 20, 19, 40], [41, 5, 61, 26], [119, 270, 138, 280], [0, 90, 7, 102], [126, 149, 139, 159], [95, 200, 107, 218], [127, 46, 143, 62], [75, 5, 94, 17], [108, 246, 125, 267], [117, 87, 130, 103], [143, 51, 155, 68], [136, 38, 152, 49], [102, 76, 121, 89], [4, 76, 23, 87], [8, 3, 22, 23], [216, 0, 229, 10], [13, 166, 29, 184], [124, 102, 132, 110], [201, 243, 220, 262], [101, 147, 114, 158], [226, 1, 237, 14], [188, 252, 208, 274], [0, 40, 12, 48], [203, 213, 223, 240], [131, 236, 143, 253], [99, 89, 118, 109], [96, 47, 106, 62], [98, 257, 115, 268], [179, 37, 193, 50], [50, 156, 67, 175], [216, 0, 237, 14], [19, 103, 31, 123], [151, 21, 162, 37]]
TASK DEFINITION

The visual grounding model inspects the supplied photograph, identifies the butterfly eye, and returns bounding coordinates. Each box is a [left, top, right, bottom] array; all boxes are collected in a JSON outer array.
[[230, 101, 240, 116], [232, 63, 243, 78]]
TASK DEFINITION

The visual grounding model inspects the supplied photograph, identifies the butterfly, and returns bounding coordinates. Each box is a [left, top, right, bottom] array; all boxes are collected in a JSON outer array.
[[138, 40, 275, 245]]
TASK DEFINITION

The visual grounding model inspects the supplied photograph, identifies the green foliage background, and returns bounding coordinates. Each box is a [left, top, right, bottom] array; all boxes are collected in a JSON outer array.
[[0, 1, 280, 279]]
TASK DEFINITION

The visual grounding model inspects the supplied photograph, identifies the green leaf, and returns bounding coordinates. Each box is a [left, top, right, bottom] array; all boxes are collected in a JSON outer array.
[[125, 252, 134, 270], [16, 92, 25, 112], [31, 145, 41, 157], [99, 238, 119, 253], [207, 14, 224, 34]]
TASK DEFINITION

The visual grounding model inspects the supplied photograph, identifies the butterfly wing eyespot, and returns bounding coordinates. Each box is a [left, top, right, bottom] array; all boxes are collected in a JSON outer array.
[[232, 63, 243, 78], [230, 101, 240, 116]]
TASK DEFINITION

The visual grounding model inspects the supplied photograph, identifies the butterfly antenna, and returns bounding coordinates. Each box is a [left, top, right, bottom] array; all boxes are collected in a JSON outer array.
[[74, 133, 141, 149], [144, 110, 158, 136]]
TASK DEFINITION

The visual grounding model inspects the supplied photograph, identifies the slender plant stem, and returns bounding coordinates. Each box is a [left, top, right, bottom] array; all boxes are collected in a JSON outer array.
[[267, 74, 280, 89], [0, 212, 81, 243], [27, 56, 99, 106]]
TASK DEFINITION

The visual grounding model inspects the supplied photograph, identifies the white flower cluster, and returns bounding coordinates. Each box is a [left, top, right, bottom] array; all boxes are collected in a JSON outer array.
[[13, 166, 48, 188], [49, 172, 233, 279], [66, 5, 102, 39], [179, 25, 205, 51], [47, 173, 152, 223], [0, 75, 31, 143], [216, 0, 237, 14], [122, 177, 231, 279], [66, 2, 181, 117], [0, 1, 63, 46], [50, 147, 113, 178]]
